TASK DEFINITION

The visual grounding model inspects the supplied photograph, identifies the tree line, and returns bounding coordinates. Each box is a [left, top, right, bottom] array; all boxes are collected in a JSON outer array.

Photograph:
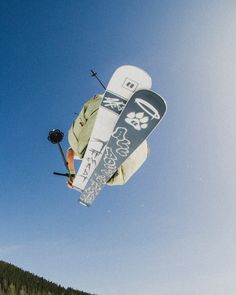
[[0, 261, 94, 295]]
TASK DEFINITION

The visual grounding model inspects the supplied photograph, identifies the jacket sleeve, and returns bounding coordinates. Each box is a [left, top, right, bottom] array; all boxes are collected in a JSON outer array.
[[68, 95, 102, 159]]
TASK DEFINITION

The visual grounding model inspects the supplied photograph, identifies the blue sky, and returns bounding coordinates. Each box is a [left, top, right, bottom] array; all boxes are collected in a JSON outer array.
[[0, 1, 236, 294]]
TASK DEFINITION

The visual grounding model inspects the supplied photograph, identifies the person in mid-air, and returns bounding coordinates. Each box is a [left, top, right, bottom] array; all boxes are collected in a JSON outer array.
[[66, 94, 149, 188]]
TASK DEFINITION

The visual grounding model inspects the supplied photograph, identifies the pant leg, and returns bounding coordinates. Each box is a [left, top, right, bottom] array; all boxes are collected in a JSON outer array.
[[107, 140, 149, 186]]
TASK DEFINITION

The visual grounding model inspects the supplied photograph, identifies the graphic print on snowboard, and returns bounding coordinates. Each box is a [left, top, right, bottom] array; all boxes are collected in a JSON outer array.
[[73, 65, 152, 191], [79, 89, 167, 206]]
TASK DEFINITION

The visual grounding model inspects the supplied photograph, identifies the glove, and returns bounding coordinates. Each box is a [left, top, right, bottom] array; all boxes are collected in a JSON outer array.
[[67, 173, 75, 189]]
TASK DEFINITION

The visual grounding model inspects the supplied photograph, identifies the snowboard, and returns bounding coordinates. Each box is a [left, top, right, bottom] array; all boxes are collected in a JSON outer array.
[[79, 89, 167, 207], [72, 65, 152, 191]]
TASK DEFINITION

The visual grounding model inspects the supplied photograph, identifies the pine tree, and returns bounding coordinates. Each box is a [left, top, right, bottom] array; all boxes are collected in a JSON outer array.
[[19, 286, 27, 295], [7, 283, 16, 295]]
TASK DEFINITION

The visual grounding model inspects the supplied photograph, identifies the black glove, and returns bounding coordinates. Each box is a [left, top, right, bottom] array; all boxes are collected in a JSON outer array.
[[67, 174, 75, 189]]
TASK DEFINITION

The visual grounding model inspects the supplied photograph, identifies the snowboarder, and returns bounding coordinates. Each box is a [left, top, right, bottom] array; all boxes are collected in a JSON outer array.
[[66, 94, 149, 188]]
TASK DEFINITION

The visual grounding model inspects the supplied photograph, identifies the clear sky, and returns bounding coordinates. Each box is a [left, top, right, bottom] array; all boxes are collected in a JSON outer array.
[[0, 1, 236, 294]]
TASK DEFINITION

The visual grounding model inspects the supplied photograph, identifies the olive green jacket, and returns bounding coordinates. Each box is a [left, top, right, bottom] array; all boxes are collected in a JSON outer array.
[[68, 94, 149, 185]]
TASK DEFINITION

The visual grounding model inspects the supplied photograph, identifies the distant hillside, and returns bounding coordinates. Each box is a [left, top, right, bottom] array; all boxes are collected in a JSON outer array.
[[0, 261, 93, 295]]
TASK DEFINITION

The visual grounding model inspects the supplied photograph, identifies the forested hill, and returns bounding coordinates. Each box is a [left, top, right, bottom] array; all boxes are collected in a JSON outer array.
[[0, 261, 93, 295]]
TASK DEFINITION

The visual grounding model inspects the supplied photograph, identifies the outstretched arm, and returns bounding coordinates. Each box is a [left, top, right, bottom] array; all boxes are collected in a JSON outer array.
[[66, 147, 76, 188], [67, 148, 75, 174]]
